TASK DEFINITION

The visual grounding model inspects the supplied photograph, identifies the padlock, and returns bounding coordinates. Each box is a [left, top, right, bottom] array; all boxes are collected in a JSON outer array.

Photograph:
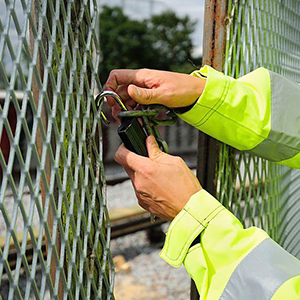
[[117, 116, 148, 156], [95, 90, 148, 156]]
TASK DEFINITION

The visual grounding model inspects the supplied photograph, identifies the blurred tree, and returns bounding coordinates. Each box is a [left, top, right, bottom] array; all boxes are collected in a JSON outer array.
[[99, 6, 202, 83], [99, 6, 155, 83], [147, 10, 200, 71]]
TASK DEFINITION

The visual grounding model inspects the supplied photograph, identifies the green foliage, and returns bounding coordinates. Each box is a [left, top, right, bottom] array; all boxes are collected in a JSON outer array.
[[148, 10, 196, 70], [99, 6, 202, 83], [99, 6, 155, 82]]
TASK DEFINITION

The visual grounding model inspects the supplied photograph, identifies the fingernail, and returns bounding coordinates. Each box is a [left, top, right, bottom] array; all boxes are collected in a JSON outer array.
[[148, 135, 157, 146], [132, 86, 140, 97]]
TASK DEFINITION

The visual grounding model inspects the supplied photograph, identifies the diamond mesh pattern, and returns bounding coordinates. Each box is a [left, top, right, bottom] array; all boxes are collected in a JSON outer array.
[[0, 0, 114, 299], [216, 0, 300, 252]]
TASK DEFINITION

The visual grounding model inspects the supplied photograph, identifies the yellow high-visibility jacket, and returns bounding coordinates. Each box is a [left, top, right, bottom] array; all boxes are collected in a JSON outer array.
[[160, 66, 300, 299]]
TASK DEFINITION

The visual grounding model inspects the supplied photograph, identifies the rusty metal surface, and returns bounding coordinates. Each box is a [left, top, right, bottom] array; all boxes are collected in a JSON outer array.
[[193, 1, 228, 299], [202, 0, 228, 70], [196, 0, 228, 194]]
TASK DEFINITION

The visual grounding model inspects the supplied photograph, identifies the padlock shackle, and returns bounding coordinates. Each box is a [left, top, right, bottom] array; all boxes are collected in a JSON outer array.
[[95, 90, 127, 112], [95, 90, 128, 125]]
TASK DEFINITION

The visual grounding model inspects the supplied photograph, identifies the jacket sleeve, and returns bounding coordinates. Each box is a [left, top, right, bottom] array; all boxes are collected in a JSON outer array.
[[177, 66, 300, 169], [160, 190, 300, 300]]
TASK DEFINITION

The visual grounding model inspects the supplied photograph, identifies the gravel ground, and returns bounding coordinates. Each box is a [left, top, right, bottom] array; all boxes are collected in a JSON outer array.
[[107, 177, 137, 210], [0, 266, 51, 300], [0, 175, 192, 299], [111, 229, 191, 300], [0, 185, 40, 238], [108, 179, 191, 300]]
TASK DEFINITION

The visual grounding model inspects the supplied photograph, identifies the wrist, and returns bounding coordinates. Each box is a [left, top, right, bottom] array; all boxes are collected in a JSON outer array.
[[173, 76, 206, 113], [173, 101, 197, 114]]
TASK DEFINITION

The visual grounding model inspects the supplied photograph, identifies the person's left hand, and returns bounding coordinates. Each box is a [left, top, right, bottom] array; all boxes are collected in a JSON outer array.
[[104, 68, 206, 121], [114, 136, 202, 221]]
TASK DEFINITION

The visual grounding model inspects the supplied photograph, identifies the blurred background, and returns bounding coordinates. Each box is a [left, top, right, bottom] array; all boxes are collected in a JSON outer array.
[[98, 0, 204, 81]]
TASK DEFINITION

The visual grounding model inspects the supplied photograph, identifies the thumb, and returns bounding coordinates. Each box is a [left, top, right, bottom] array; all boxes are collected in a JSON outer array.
[[146, 136, 163, 159], [114, 144, 148, 171], [128, 84, 158, 104]]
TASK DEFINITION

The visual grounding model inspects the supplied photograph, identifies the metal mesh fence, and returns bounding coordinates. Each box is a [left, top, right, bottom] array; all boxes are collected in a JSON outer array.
[[0, 0, 114, 299], [216, 0, 300, 255]]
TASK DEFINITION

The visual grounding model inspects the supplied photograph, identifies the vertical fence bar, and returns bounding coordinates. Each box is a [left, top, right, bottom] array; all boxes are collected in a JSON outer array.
[[197, 0, 228, 195], [192, 1, 228, 299], [31, 0, 62, 297]]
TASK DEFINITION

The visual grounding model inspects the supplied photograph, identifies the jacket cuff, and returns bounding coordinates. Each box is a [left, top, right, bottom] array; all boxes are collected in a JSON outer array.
[[176, 65, 231, 128], [159, 189, 224, 267]]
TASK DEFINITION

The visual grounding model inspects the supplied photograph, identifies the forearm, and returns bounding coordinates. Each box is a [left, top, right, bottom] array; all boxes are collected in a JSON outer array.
[[160, 190, 300, 299], [177, 66, 300, 168]]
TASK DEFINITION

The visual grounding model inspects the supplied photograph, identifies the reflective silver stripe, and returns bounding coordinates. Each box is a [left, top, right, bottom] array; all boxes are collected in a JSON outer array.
[[219, 239, 300, 300], [250, 71, 300, 162], [278, 167, 300, 259]]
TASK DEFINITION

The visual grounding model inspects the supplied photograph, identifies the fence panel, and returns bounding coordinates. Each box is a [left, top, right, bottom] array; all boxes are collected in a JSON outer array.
[[217, 0, 300, 255], [0, 0, 114, 299], [193, 1, 300, 299]]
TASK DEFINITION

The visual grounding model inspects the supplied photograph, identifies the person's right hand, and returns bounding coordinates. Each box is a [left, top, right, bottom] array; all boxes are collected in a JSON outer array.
[[104, 68, 206, 120], [114, 135, 202, 221]]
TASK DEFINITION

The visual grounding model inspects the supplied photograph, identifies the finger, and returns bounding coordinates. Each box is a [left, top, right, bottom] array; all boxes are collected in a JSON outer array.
[[125, 98, 138, 110], [110, 97, 137, 122], [105, 69, 146, 92], [114, 144, 149, 171], [107, 84, 130, 107], [116, 85, 131, 101], [146, 136, 163, 159], [111, 101, 138, 122], [128, 85, 160, 105], [112, 106, 122, 123], [123, 165, 134, 180]]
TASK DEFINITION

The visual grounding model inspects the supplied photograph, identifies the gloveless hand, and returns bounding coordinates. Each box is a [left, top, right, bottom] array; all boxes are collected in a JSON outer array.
[[105, 68, 206, 120], [114, 136, 202, 221]]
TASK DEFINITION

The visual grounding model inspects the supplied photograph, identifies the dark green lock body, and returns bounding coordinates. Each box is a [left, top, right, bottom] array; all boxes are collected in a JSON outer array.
[[118, 117, 148, 157]]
